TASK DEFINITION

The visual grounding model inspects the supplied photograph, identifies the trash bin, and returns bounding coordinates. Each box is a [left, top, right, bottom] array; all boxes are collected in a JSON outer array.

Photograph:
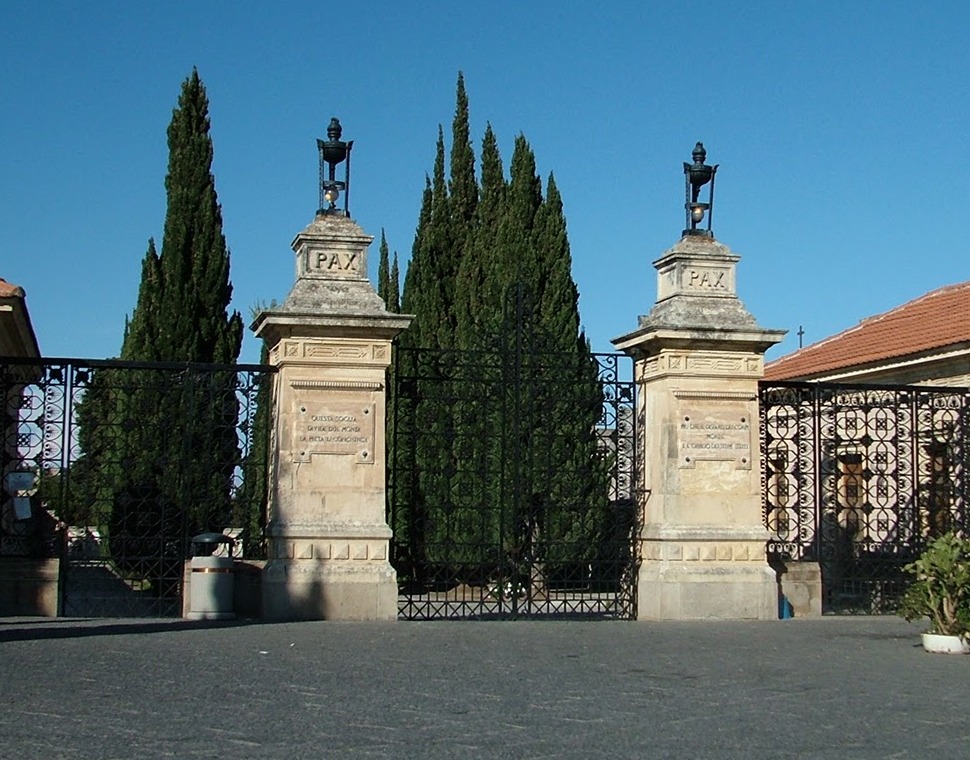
[[187, 532, 235, 620]]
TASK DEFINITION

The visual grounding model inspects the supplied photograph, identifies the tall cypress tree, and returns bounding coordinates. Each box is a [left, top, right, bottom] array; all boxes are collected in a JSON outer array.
[[400, 177, 433, 350], [449, 73, 477, 264], [77, 70, 246, 581], [377, 229, 393, 310], [393, 74, 610, 593], [145, 67, 243, 362], [528, 173, 609, 581], [388, 253, 401, 313], [377, 229, 401, 313], [455, 123, 504, 350]]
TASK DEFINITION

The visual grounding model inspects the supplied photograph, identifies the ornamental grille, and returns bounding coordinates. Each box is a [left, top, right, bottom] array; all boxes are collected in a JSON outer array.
[[0, 358, 273, 617], [760, 381, 969, 613]]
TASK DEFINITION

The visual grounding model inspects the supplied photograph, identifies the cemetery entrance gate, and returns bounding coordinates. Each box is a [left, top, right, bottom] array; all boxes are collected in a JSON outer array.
[[0, 357, 273, 617], [387, 295, 640, 620]]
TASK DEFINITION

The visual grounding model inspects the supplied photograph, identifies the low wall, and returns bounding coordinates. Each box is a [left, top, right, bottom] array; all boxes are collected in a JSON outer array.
[[0, 557, 60, 616], [772, 558, 822, 617]]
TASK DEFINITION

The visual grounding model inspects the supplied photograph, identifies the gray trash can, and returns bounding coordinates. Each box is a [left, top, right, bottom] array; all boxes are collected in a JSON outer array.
[[187, 533, 235, 620]]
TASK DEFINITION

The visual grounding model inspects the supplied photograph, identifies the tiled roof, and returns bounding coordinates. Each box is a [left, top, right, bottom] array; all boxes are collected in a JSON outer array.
[[0, 278, 25, 298], [764, 280, 970, 380]]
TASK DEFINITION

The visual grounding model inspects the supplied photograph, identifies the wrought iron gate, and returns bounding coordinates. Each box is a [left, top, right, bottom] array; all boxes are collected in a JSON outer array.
[[1, 357, 273, 617], [387, 304, 639, 620], [760, 381, 969, 613]]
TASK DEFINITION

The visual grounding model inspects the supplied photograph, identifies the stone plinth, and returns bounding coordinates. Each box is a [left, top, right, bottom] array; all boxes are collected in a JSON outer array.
[[253, 213, 411, 620], [614, 234, 786, 620], [0, 557, 60, 616]]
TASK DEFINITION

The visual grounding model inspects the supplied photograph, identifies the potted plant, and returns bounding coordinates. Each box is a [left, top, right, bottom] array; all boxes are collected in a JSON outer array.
[[898, 532, 970, 654]]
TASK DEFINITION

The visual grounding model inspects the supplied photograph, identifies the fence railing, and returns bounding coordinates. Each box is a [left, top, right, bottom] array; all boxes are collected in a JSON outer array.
[[1, 356, 275, 616], [760, 380, 969, 612]]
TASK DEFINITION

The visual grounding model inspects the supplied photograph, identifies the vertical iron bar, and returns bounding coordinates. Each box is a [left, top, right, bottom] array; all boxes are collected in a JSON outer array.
[[707, 173, 716, 234], [812, 385, 823, 578]]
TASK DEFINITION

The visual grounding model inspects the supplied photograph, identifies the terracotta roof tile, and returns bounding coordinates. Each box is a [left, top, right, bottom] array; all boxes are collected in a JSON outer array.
[[0, 278, 25, 298], [764, 280, 970, 380]]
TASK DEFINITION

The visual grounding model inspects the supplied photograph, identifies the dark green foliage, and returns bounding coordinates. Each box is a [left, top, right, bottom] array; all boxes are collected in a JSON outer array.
[[377, 230, 401, 313], [455, 123, 503, 350], [378, 230, 392, 311], [389, 253, 401, 313], [392, 74, 611, 591], [71, 70, 245, 584], [150, 68, 243, 363], [898, 532, 970, 635]]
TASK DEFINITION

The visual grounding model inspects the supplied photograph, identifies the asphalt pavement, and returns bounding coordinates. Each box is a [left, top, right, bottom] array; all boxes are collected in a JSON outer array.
[[1, 615, 967, 759]]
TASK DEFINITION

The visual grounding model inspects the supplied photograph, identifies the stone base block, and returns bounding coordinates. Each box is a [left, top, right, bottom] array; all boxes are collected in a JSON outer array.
[[0, 557, 61, 617], [233, 560, 266, 618], [772, 559, 822, 618], [637, 560, 778, 620], [262, 560, 398, 621]]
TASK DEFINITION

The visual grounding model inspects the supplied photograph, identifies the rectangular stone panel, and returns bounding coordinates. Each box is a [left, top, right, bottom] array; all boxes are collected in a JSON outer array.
[[292, 401, 376, 464], [677, 405, 752, 469]]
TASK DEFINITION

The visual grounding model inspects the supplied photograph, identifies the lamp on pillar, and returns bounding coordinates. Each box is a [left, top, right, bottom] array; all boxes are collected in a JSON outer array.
[[317, 117, 353, 217], [683, 142, 718, 238]]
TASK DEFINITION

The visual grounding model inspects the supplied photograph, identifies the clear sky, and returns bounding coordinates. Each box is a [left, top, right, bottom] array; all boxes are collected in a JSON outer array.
[[3, 2, 969, 365]]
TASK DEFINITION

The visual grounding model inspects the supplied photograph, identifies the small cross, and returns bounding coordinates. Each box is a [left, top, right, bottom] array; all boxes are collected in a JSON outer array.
[[797, 325, 805, 349]]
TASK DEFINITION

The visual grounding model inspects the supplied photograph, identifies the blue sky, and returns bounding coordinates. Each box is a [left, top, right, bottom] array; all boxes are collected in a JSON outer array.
[[2, 2, 969, 364]]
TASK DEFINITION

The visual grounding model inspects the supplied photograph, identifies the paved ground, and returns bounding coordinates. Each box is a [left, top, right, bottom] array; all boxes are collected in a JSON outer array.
[[0, 615, 967, 759]]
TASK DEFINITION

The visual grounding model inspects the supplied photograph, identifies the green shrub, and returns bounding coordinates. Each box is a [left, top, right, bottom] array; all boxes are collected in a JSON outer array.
[[898, 532, 970, 636]]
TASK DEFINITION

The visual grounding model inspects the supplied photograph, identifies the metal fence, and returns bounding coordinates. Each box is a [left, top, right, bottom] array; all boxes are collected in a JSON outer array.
[[0, 357, 274, 617], [760, 380, 969, 612], [388, 341, 640, 621]]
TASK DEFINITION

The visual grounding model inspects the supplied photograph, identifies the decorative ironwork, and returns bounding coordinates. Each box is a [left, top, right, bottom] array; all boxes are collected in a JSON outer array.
[[388, 291, 640, 620], [760, 380, 969, 613], [317, 117, 353, 217], [683, 142, 718, 237], [0, 357, 275, 617]]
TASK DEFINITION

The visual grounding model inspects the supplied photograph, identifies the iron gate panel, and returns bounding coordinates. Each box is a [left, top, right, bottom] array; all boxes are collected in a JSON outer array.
[[0, 357, 274, 617], [388, 338, 639, 621], [760, 380, 969, 613]]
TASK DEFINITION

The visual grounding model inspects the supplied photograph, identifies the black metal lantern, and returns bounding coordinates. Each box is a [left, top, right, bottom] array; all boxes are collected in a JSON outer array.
[[317, 117, 354, 216], [683, 142, 718, 237]]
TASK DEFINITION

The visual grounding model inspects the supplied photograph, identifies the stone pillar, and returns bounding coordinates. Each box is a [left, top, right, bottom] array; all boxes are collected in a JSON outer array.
[[613, 235, 786, 620], [252, 213, 411, 620]]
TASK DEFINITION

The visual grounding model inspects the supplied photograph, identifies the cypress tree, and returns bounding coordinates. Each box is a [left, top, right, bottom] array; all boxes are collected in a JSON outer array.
[[425, 127, 455, 348], [532, 174, 579, 350], [455, 123, 504, 349], [392, 74, 612, 596], [528, 173, 609, 582], [150, 68, 243, 363], [400, 177, 433, 349], [120, 239, 163, 360], [449, 72, 477, 258], [388, 253, 401, 313], [489, 135, 543, 318], [377, 229, 392, 310], [377, 230, 401, 314], [75, 70, 246, 583]]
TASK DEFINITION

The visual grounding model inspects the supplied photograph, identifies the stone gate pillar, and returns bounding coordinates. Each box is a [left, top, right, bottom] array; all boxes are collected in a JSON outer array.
[[252, 212, 411, 620], [613, 232, 786, 620]]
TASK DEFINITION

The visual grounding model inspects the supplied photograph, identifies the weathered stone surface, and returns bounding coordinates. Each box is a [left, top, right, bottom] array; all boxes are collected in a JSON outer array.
[[252, 213, 412, 621], [614, 234, 786, 621], [0, 558, 60, 616], [277, 213, 389, 316]]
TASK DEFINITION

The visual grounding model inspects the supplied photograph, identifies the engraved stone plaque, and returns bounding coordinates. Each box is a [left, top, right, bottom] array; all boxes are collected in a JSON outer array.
[[293, 402, 376, 464], [678, 407, 752, 469]]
